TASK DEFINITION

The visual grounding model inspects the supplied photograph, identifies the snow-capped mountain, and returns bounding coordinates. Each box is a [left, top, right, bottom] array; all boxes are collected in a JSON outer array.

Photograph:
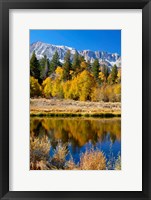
[[30, 41, 121, 67]]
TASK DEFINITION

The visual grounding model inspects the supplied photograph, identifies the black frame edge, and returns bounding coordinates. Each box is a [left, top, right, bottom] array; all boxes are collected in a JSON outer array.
[[0, 0, 149, 9], [148, 1, 151, 198], [1, 1, 9, 199], [0, 0, 151, 199], [142, 1, 150, 199], [0, 0, 3, 198]]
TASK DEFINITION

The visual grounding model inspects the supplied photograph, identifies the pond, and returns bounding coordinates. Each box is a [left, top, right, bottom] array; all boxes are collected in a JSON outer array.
[[30, 117, 121, 169]]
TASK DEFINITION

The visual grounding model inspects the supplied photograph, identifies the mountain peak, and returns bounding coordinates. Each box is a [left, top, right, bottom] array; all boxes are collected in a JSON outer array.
[[30, 41, 121, 67]]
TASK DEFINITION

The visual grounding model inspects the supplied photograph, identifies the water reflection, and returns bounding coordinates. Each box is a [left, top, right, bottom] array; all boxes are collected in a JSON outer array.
[[30, 117, 121, 164]]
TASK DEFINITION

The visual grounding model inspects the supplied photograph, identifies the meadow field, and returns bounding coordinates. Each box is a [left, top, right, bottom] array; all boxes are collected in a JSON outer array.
[[30, 98, 121, 117]]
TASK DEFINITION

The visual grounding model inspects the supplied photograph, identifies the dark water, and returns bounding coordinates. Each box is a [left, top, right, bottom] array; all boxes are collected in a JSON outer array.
[[30, 117, 121, 165]]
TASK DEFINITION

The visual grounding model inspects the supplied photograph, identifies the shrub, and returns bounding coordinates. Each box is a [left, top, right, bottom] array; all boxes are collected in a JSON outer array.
[[65, 160, 78, 170], [80, 149, 106, 170], [113, 84, 121, 102], [30, 137, 120, 170], [114, 154, 121, 170], [91, 84, 121, 102], [30, 136, 51, 170], [51, 142, 68, 169], [30, 160, 50, 170]]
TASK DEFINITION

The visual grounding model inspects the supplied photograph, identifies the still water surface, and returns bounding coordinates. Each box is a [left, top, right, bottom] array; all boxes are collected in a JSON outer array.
[[30, 117, 121, 165]]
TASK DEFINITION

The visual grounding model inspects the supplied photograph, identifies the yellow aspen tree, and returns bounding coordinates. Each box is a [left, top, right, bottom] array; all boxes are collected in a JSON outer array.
[[30, 76, 41, 97], [42, 77, 53, 98]]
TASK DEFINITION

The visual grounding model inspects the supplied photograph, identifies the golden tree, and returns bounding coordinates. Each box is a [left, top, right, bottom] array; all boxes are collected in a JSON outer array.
[[42, 77, 53, 98], [30, 76, 41, 97]]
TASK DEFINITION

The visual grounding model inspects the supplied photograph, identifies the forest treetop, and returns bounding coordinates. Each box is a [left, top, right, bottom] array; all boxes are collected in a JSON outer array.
[[30, 50, 121, 102]]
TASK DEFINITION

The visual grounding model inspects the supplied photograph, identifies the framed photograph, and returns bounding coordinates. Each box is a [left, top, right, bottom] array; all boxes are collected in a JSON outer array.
[[0, 0, 151, 199]]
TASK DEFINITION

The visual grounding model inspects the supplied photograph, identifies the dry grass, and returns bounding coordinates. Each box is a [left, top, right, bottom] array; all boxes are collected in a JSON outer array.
[[30, 98, 121, 116], [53, 142, 68, 161], [30, 136, 50, 155], [30, 160, 51, 170], [79, 149, 106, 170], [51, 142, 68, 169], [65, 160, 78, 170], [30, 136, 121, 170], [30, 136, 51, 170], [114, 154, 121, 170]]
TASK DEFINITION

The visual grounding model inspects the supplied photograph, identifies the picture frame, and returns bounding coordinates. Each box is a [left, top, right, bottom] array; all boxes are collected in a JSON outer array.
[[0, 0, 151, 199]]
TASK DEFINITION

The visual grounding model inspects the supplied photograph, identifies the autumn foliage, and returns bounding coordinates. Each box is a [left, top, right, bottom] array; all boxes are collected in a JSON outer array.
[[30, 76, 41, 97], [30, 51, 121, 102]]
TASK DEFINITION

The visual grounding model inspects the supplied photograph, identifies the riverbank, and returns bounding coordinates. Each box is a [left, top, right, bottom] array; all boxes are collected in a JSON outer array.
[[30, 98, 121, 117]]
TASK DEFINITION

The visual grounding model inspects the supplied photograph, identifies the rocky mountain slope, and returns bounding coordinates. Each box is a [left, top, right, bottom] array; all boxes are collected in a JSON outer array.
[[30, 41, 121, 67]]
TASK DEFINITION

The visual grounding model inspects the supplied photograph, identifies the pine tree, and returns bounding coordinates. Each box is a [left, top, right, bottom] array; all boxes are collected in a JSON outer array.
[[79, 55, 85, 63], [117, 68, 121, 83], [63, 50, 71, 81], [49, 51, 60, 74], [39, 55, 49, 80], [111, 64, 118, 83], [92, 59, 100, 80], [72, 51, 80, 71], [87, 60, 91, 72], [30, 51, 41, 83], [101, 65, 109, 82]]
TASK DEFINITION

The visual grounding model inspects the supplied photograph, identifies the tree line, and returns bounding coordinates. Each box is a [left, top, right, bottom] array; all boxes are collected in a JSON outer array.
[[30, 50, 121, 102]]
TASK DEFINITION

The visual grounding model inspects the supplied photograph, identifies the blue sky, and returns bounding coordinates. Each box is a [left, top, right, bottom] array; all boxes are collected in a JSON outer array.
[[30, 30, 121, 55]]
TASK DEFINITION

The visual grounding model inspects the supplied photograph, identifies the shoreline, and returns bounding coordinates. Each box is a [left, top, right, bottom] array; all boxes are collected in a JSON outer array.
[[30, 98, 121, 117]]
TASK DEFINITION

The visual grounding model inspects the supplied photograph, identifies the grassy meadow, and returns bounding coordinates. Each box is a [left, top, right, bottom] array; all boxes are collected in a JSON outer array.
[[30, 98, 121, 117]]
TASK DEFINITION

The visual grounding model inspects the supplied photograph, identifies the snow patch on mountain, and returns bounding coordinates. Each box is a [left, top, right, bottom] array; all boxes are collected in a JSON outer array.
[[30, 41, 121, 67]]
